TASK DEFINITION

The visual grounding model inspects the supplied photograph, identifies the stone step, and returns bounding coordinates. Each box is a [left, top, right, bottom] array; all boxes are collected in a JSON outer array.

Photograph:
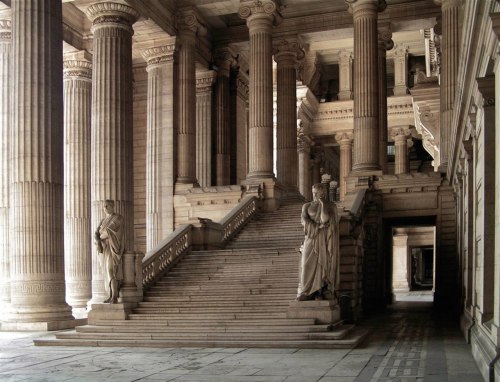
[[92, 318, 317, 326], [127, 312, 288, 320], [138, 300, 291, 308], [145, 288, 297, 296], [133, 307, 289, 314], [142, 295, 297, 303]]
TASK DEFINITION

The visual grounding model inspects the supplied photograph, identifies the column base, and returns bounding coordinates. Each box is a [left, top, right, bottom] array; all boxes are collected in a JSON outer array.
[[287, 300, 341, 324], [174, 182, 199, 194], [88, 302, 137, 325], [241, 177, 284, 211]]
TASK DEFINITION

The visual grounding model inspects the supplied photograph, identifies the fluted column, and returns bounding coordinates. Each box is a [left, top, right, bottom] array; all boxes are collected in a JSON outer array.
[[0, 16, 11, 318], [274, 38, 302, 189], [298, 138, 311, 200], [378, 24, 393, 173], [392, 127, 411, 175], [346, 0, 386, 172], [336, 132, 353, 201], [63, 51, 92, 309], [435, 0, 461, 173], [239, 0, 281, 179], [214, 48, 233, 185], [176, 8, 202, 185], [235, 74, 249, 183], [196, 70, 216, 187], [86, 2, 138, 303], [8, 1, 73, 324], [338, 50, 353, 101], [143, 42, 176, 251], [393, 47, 409, 96]]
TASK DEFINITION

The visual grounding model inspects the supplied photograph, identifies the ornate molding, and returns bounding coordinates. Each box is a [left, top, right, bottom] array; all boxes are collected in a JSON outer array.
[[142, 44, 176, 66], [238, 0, 283, 26], [335, 132, 354, 144], [177, 7, 206, 36], [345, 0, 387, 14], [273, 37, 305, 64], [196, 70, 217, 92], [0, 19, 11, 41], [86, 2, 139, 28], [378, 23, 394, 51], [63, 51, 92, 79]]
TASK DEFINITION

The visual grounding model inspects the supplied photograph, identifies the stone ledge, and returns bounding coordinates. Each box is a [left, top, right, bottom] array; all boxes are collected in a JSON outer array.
[[287, 300, 340, 324], [1, 318, 86, 331], [88, 303, 138, 325]]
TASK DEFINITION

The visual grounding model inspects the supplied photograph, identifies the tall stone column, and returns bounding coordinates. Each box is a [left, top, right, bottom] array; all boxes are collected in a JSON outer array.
[[63, 51, 92, 309], [392, 234, 409, 293], [86, 3, 138, 303], [239, 0, 281, 179], [235, 74, 249, 184], [378, 25, 393, 173], [8, 1, 74, 327], [176, 8, 202, 185], [392, 127, 411, 175], [336, 132, 353, 201], [274, 37, 302, 189], [0, 16, 11, 318], [214, 48, 233, 186], [338, 50, 354, 101], [196, 70, 216, 188], [393, 47, 409, 96], [435, 0, 461, 173], [143, 41, 177, 251], [298, 138, 311, 200], [346, 0, 385, 172]]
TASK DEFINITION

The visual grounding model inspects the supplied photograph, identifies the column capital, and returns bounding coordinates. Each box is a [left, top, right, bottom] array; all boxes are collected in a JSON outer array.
[[142, 42, 176, 67], [86, 2, 139, 31], [339, 49, 353, 62], [297, 138, 311, 153], [477, 75, 495, 107], [177, 7, 207, 36], [196, 70, 217, 92], [345, 0, 386, 14], [239, 0, 282, 27], [433, 0, 462, 9], [378, 22, 393, 51], [391, 126, 411, 141], [273, 37, 305, 66], [335, 132, 354, 144], [490, 13, 500, 42], [63, 51, 93, 80], [214, 46, 236, 75], [0, 19, 11, 41]]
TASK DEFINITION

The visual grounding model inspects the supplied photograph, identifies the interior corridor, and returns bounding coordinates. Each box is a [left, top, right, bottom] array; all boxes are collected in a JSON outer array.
[[0, 302, 482, 381]]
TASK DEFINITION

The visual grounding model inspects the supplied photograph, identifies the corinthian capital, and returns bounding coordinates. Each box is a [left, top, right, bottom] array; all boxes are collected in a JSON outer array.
[[86, 2, 139, 28], [238, 0, 282, 26], [345, 0, 386, 14], [273, 37, 305, 64], [142, 40, 176, 67], [63, 51, 93, 80]]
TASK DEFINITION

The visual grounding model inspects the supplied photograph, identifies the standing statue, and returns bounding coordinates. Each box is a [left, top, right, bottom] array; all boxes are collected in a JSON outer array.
[[94, 200, 125, 304], [297, 183, 340, 301]]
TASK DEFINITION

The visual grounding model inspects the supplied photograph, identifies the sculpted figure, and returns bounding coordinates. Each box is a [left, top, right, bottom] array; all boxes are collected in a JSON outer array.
[[297, 183, 340, 301], [94, 200, 125, 303]]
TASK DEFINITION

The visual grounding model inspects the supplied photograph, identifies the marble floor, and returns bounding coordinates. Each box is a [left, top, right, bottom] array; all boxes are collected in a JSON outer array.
[[0, 301, 483, 382]]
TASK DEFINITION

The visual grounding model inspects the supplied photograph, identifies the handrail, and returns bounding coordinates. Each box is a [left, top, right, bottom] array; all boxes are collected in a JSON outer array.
[[219, 195, 259, 243], [142, 224, 192, 290]]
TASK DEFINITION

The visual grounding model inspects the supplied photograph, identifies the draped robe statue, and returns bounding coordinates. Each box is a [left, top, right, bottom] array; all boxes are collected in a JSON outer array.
[[297, 183, 340, 301], [95, 200, 125, 303]]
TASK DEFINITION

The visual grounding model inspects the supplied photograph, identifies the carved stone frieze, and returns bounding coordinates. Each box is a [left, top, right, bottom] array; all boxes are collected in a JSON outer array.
[[142, 44, 176, 67], [196, 70, 217, 92]]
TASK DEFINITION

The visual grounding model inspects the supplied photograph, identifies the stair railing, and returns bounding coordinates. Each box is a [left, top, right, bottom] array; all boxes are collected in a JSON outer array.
[[141, 195, 259, 290]]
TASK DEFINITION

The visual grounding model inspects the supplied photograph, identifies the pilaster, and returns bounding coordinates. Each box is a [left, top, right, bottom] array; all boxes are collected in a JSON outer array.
[[391, 126, 411, 175], [338, 50, 353, 101], [378, 23, 393, 173], [393, 47, 409, 96], [143, 41, 177, 251], [392, 234, 409, 293], [336, 132, 353, 202], [63, 51, 93, 309], [86, 2, 138, 303]]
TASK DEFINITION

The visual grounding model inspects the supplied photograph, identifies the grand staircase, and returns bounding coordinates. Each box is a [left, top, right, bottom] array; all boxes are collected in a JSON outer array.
[[35, 198, 368, 349]]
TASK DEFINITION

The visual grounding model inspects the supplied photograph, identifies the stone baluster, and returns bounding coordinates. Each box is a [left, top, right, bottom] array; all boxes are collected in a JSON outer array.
[[196, 70, 217, 188], [214, 48, 233, 186], [393, 47, 409, 96], [8, 0, 74, 327], [435, 0, 461, 173], [336, 132, 353, 201], [86, 2, 138, 303], [274, 37, 303, 190], [143, 41, 176, 251], [0, 16, 11, 318], [239, 0, 282, 180], [176, 8, 202, 185], [346, 0, 386, 172], [338, 50, 353, 101], [378, 24, 393, 173], [392, 127, 411, 175], [63, 51, 93, 309]]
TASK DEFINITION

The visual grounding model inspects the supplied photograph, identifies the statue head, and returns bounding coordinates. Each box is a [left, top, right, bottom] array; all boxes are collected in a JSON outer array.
[[103, 199, 115, 215], [312, 183, 327, 202]]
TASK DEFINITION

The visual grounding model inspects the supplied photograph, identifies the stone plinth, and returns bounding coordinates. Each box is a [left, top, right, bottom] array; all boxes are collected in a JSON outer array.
[[288, 300, 341, 324], [88, 303, 137, 325]]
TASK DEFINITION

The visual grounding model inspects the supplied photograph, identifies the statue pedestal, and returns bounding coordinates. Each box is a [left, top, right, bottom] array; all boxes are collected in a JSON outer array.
[[88, 303, 137, 325], [287, 300, 341, 324]]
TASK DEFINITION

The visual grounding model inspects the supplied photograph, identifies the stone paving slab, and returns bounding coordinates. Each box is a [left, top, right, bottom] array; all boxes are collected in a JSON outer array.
[[0, 301, 483, 382]]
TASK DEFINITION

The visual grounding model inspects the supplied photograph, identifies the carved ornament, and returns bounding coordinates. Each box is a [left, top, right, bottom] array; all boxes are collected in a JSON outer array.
[[238, 0, 283, 26], [86, 2, 139, 26], [142, 44, 176, 66]]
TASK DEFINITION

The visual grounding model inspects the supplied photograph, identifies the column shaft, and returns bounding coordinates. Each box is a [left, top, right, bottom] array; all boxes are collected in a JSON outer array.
[[9, 0, 73, 322], [86, 2, 138, 302], [0, 17, 11, 316], [298, 140, 311, 200], [393, 48, 409, 96], [63, 52, 92, 309], [394, 133, 409, 175], [143, 44, 176, 251], [338, 50, 353, 100], [378, 27, 392, 173], [337, 133, 353, 201]]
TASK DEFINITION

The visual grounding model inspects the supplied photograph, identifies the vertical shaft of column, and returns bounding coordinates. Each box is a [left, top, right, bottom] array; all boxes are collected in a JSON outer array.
[[274, 38, 301, 189], [436, 0, 461, 173], [235, 74, 249, 183], [215, 48, 232, 185], [393, 128, 409, 175], [347, 0, 385, 172], [298, 139, 311, 200], [63, 51, 92, 309], [9, 1, 73, 322], [393, 48, 409, 96], [378, 25, 392, 174], [0, 16, 11, 316], [86, 3, 138, 302], [176, 9, 200, 185], [337, 133, 353, 201], [196, 70, 216, 187], [338, 50, 353, 101], [239, 1, 281, 179], [143, 43, 176, 251]]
